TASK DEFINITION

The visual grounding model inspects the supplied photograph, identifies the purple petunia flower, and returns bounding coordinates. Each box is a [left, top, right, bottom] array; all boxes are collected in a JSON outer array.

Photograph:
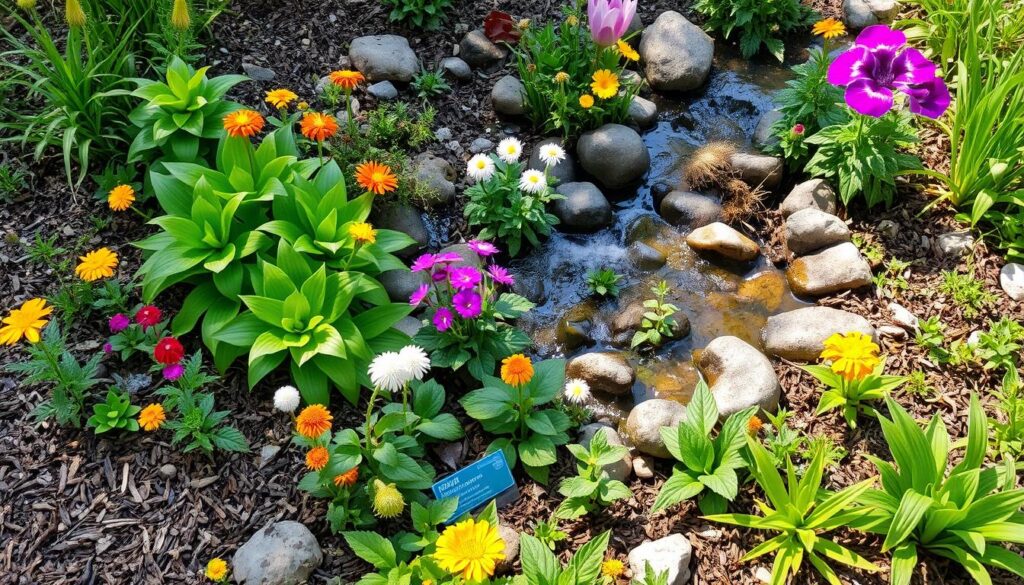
[[449, 266, 482, 290], [434, 252, 464, 264], [433, 307, 454, 332], [103, 342, 113, 354], [409, 284, 430, 306], [163, 363, 185, 381], [452, 289, 483, 319], [109, 313, 130, 333], [488, 265, 515, 286], [828, 25, 950, 119], [467, 240, 500, 257], [410, 253, 437, 273]]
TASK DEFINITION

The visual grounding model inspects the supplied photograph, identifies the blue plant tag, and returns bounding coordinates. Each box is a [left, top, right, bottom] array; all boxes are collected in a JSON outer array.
[[432, 450, 517, 523]]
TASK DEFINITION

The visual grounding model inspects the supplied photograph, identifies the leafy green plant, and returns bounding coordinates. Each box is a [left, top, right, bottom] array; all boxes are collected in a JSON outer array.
[[852, 395, 1024, 585], [705, 439, 880, 585], [938, 268, 996, 318], [915, 315, 951, 362], [974, 317, 1023, 374], [903, 370, 936, 396], [25, 233, 69, 271], [555, 430, 632, 519], [156, 353, 250, 455], [872, 258, 911, 298], [461, 358, 571, 483], [991, 371, 1024, 460], [693, 0, 815, 61], [630, 280, 680, 349], [380, 0, 452, 30], [800, 434, 847, 470], [768, 47, 845, 166], [412, 67, 451, 100], [86, 388, 141, 433], [521, 530, 611, 585], [530, 518, 569, 551], [805, 112, 922, 208], [760, 409, 805, 469], [802, 360, 906, 427], [651, 381, 756, 514], [630, 562, 670, 585], [0, 160, 28, 202], [586, 268, 623, 298]]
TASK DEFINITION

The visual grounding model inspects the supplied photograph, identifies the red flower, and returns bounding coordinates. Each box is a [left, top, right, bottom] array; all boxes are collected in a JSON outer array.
[[154, 337, 185, 365], [135, 305, 162, 328], [792, 123, 806, 136]]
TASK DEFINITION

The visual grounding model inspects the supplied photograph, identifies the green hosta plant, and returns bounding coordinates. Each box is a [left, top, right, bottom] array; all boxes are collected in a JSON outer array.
[[555, 429, 632, 520], [705, 439, 880, 585], [693, 0, 815, 61], [460, 358, 571, 483], [651, 381, 756, 515], [214, 239, 411, 404], [851, 395, 1024, 585], [802, 360, 906, 428], [86, 388, 141, 434]]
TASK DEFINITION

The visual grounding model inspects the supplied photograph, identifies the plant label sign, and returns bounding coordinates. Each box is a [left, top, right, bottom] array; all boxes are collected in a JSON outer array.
[[432, 449, 517, 522]]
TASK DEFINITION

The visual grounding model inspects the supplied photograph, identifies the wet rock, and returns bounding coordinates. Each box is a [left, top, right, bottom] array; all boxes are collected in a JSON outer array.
[[394, 316, 424, 338], [492, 75, 526, 116], [628, 242, 667, 269], [628, 534, 693, 585], [628, 96, 658, 130], [577, 124, 650, 189], [496, 525, 520, 573], [761, 306, 875, 361], [888, 302, 919, 331], [611, 302, 689, 347], [639, 11, 714, 92], [1000, 263, 1024, 301], [553, 182, 613, 232], [350, 35, 418, 82], [367, 81, 399, 100], [557, 317, 594, 352], [686, 222, 759, 262], [459, 30, 508, 68], [633, 454, 655, 479], [623, 398, 687, 458], [469, 137, 495, 154], [659, 191, 722, 229], [786, 242, 872, 296], [737, 271, 787, 312], [527, 138, 576, 185], [730, 152, 783, 190], [844, 0, 897, 28], [779, 179, 837, 218], [234, 521, 322, 585], [566, 352, 635, 396], [698, 336, 780, 418], [579, 423, 632, 482], [371, 204, 427, 257], [412, 153, 456, 208], [513, 272, 547, 305], [380, 269, 426, 303], [753, 109, 783, 149], [933, 231, 974, 258], [242, 62, 276, 81], [784, 208, 851, 255], [441, 56, 472, 80]]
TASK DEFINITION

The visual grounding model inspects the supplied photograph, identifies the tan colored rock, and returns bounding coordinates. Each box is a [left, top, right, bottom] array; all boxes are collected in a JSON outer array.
[[685, 222, 759, 261], [786, 242, 872, 296]]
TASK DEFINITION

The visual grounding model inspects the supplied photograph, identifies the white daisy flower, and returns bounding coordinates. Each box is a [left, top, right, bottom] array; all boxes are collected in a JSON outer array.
[[497, 137, 523, 163], [398, 345, 431, 382], [466, 154, 496, 183], [538, 143, 566, 167], [563, 378, 591, 404], [368, 351, 407, 392], [518, 169, 547, 194], [273, 385, 301, 413]]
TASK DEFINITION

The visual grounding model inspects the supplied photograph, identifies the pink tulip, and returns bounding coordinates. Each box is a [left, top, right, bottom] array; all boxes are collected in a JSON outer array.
[[588, 0, 637, 46]]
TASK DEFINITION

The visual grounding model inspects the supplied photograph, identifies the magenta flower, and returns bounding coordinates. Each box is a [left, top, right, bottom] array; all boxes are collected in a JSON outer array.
[[109, 313, 130, 333], [434, 252, 464, 264], [433, 307, 454, 332], [449, 266, 482, 290], [410, 253, 437, 273], [488, 265, 515, 286], [828, 25, 950, 119], [587, 0, 637, 46], [409, 284, 430, 306], [452, 290, 483, 318], [467, 240, 500, 257], [162, 363, 185, 381], [103, 342, 113, 354], [431, 265, 450, 282]]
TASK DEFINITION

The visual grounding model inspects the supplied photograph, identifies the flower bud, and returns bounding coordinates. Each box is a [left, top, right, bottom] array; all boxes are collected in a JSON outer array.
[[371, 479, 405, 518], [65, 0, 86, 27], [171, 0, 191, 32]]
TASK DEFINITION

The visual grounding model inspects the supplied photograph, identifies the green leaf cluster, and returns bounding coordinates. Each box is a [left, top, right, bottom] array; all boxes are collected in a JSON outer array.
[[693, 0, 815, 61], [766, 47, 845, 167], [156, 353, 250, 455], [802, 360, 906, 428], [380, 0, 453, 31], [585, 267, 623, 298], [520, 529, 611, 585], [86, 388, 141, 434], [555, 430, 631, 520], [630, 280, 680, 349]]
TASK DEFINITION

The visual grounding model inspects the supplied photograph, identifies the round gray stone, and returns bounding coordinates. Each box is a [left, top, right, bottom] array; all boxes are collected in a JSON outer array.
[[659, 191, 722, 229], [492, 75, 526, 116], [639, 11, 714, 92], [566, 352, 635, 396], [577, 124, 650, 189], [623, 398, 687, 458], [697, 336, 780, 418], [553, 182, 613, 232], [459, 29, 508, 68], [730, 152, 783, 190], [233, 521, 322, 585], [784, 208, 852, 256], [786, 242, 872, 296], [761, 306, 876, 361], [779, 179, 837, 218], [441, 57, 472, 80], [350, 35, 418, 82], [412, 153, 456, 208]]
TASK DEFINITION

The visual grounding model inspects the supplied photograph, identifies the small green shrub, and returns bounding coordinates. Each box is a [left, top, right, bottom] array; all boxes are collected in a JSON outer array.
[[555, 430, 632, 519], [694, 0, 815, 61], [87, 388, 141, 433], [380, 0, 452, 30], [586, 267, 623, 297]]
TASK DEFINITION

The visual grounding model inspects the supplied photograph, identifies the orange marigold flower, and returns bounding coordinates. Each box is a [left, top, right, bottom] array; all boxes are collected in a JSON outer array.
[[579, 94, 595, 109], [296, 404, 333, 439], [747, 415, 763, 435], [500, 354, 534, 387], [305, 446, 330, 471], [354, 161, 398, 195], [329, 70, 365, 91], [75, 248, 118, 282], [139, 403, 166, 431], [108, 184, 135, 211], [333, 466, 360, 487], [812, 18, 846, 40], [222, 109, 265, 138], [300, 112, 339, 142]]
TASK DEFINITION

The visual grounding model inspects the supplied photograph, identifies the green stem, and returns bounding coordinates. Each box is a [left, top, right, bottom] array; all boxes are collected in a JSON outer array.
[[345, 89, 356, 138], [364, 385, 382, 450]]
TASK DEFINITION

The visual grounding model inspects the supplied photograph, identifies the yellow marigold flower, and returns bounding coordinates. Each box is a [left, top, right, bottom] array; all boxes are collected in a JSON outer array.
[[305, 446, 329, 471], [348, 222, 377, 244], [433, 518, 506, 582], [139, 404, 166, 431], [812, 18, 846, 40], [107, 184, 135, 211], [205, 557, 228, 582], [75, 247, 118, 282], [820, 331, 881, 381], [328, 70, 365, 91], [0, 298, 51, 345], [616, 39, 639, 62], [566, 15, 579, 26], [500, 354, 534, 387], [65, 0, 86, 27], [554, 71, 570, 84], [297, 101, 309, 111], [601, 559, 626, 578], [333, 466, 359, 487], [223, 109, 265, 138], [17, 0, 36, 10], [296, 404, 333, 439], [747, 415, 763, 436], [170, 0, 190, 32], [372, 479, 405, 518], [590, 69, 619, 100], [355, 161, 398, 195], [264, 88, 298, 109], [300, 112, 339, 142]]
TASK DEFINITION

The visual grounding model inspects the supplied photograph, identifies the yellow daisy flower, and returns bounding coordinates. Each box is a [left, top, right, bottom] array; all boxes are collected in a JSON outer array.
[[812, 18, 846, 40], [0, 298, 51, 345], [617, 39, 639, 62], [348, 222, 377, 244], [590, 70, 619, 100], [75, 248, 118, 282], [107, 184, 135, 211], [264, 88, 298, 109], [433, 518, 506, 582], [820, 331, 881, 381]]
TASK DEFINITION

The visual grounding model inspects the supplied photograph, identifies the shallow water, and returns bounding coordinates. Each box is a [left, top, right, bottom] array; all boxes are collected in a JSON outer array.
[[510, 47, 812, 415]]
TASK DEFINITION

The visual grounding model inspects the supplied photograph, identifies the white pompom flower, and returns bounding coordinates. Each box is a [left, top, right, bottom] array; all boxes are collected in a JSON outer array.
[[518, 169, 547, 194], [538, 143, 566, 167], [497, 137, 523, 163], [273, 385, 301, 413], [368, 351, 408, 392], [399, 345, 432, 382], [563, 378, 591, 404], [466, 154, 496, 183]]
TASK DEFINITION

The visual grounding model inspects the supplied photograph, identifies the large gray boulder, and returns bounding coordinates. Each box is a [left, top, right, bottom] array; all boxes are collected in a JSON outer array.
[[761, 306, 876, 361], [577, 124, 650, 189], [492, 75, 526, 116], [233, 521, 322, 585], [566, 352, 635, 396], [628, 534, 693, 585], [697, 336, 780, 418], [412, 153, 456, 208], [623, 398, 687, 458], [659, 191, 722, 229], [553, 182, 613, 232], [779, 179, 837, 218], [349, 35, 418, 82], [685, 222, 759, 261], [787, 242, 872, 296], [639, 11, 713, 92], [784, 208, 851, 255], [371, 203, 428, 257]]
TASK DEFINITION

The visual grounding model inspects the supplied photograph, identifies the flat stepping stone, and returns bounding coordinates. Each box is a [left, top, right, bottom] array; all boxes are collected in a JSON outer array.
[[761, 306, 875, 361], [786, 242, 872, 296]]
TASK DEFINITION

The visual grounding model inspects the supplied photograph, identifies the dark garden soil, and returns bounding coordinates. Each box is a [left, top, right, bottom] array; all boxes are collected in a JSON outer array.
[[1, 0, 1021, 584]]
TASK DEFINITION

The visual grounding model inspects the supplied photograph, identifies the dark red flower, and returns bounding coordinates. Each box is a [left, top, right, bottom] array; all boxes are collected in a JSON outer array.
[[484, 10, 521, 43], [154, 337, 185, 365], [135, 305, 162, 328]]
